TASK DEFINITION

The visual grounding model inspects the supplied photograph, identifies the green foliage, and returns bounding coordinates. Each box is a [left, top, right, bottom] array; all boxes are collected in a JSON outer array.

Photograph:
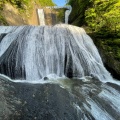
[[68, 0, 120, 36], [0, 0, 55, 9], [0, 0, 5, 10], [38, 0, 55, 6], [0, 0, 31, 10], [5, 0, 30, 8], [85, 0, 120, 35], [0, 15, 8, 25], [102, 38, 120, 60], [68, 0, 90, 26]]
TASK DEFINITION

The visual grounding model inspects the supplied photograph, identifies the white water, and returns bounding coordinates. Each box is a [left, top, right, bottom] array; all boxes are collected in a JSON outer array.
[[65, 6, 72, 24], [37, 9, 45, 25], [0, 24, 112, 82], [65, 10, 71, 24], [83, 99, 114, 120]]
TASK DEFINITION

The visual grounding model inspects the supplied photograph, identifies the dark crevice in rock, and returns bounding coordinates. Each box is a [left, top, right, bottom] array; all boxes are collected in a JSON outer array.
[[105, 64, 120, 80]]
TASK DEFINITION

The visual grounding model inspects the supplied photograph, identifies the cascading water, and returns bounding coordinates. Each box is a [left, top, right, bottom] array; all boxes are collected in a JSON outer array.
[[0, 24, 112, 81], [37, 9, 45, 25], [65, 6, 72, 24]]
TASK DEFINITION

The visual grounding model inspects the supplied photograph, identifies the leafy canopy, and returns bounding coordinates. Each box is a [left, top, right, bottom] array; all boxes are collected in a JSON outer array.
[[85, 0, 120, 35]]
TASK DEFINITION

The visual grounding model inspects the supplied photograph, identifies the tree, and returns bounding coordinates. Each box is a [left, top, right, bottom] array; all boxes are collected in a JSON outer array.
[[85, 0, 120, 35]]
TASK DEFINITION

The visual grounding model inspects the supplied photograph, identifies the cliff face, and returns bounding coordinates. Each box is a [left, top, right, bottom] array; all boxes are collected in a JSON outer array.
[[93, 38, 120, 79], [1, 3, 28, 25], [44, 8, 66, 25], [68, 0, 90, 26], [0, 0, 55, 25], [92, 39, 120, 80]]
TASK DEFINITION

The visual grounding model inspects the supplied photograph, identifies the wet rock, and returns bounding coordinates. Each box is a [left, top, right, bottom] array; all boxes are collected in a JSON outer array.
[[0, 78, 120, 120], [44, 77, 49, 81], [0, 79, 79, 120]]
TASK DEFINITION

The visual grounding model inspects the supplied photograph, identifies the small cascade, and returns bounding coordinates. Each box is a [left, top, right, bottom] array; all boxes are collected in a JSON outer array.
[[65, 6, 72, 24], [37, 9, 45, 25], [0, 24, 112, 81], [65, 10, 70, 24]]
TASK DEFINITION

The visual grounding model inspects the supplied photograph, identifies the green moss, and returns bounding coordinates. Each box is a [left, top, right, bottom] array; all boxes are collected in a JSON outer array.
[[0, 14, 8, 25], [95, 38, 120, 61]]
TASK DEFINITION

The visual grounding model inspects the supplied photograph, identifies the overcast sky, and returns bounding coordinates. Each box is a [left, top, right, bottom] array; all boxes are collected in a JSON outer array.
[[52, 0, 66, 6]]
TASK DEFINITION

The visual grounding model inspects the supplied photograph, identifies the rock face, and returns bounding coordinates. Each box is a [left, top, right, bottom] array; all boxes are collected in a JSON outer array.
[[0, 78, 80, 120], [0, 77, 120, 120], [43, 8, 66, 25], [0, 2, 39, 25], [99, 47, 120, 79], [93, 39, 120, 79]]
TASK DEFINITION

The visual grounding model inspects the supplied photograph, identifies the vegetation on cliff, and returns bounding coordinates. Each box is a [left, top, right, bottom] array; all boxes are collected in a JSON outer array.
[[39, 0, 55, 6], [0, 0, 54, 9], [85, 0, 120, 36], [68, 0, 90, 26], [68, 0, 120, 36], [0, 0, 55, 25]]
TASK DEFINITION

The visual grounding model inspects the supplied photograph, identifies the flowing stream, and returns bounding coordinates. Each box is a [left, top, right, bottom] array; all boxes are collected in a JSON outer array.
[[0, 24, 120, 120]]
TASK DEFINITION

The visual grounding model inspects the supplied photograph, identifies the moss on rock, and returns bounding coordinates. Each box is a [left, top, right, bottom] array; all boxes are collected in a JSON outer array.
[[90, 35, 120, 79]]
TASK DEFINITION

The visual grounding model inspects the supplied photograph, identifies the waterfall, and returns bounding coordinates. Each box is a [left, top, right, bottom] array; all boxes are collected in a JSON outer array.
[[65, 10, 71, 24], [37, 9, 45, 25], [65, 6, 72, 24], [0, 24, 112, 81]]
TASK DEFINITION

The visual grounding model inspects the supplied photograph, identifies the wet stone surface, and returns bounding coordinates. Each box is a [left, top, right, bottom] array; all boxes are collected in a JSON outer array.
[[0, 78, 120, 120], [0, 79, 79, 120]]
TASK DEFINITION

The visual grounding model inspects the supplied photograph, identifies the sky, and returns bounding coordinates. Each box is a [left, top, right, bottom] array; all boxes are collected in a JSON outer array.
[[52, 0, 67, 6]]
